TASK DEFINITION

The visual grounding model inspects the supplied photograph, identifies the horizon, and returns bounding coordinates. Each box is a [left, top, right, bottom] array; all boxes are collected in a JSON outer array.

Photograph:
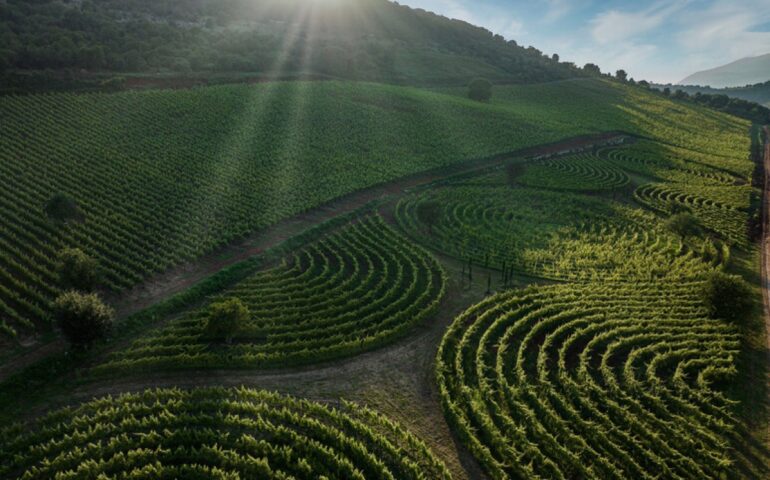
[[397, 0, 770, 84]]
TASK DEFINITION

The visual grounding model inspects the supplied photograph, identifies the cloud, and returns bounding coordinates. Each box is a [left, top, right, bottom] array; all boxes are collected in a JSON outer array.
[[590, 1, 689, 45], [542, 0, 571, 23], [675, 0, 770, 65]]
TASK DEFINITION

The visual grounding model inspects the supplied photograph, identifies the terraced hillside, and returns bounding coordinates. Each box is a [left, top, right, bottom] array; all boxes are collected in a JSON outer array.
[[0, 78, 751, 344], [0, 387, 451, 479], [437, 280, 752, 479], [95, 215, 445, 373]]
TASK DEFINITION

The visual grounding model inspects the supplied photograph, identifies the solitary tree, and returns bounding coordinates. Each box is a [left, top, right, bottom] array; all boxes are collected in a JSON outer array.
[[551, 53, 560, 63], [615, 69, 628, 82], [416, 201, 442, 233], [702, 272, 753, 324], [204, 298, 249, 344], [468, 78, 493, 102], [54, 291, 114, 348], [57, 248, 99, 291], [44, 193, 83, 223]]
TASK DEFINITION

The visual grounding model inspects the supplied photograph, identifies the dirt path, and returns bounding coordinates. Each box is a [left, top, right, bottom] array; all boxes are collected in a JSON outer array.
[[39, 241, 516, 480], [0, 132, 625, 383]]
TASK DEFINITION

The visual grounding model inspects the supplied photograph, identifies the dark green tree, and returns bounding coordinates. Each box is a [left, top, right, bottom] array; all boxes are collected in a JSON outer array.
[[44, 193, 84, 223], [57, 248, 100, 291], [615, 69, 628, 82], [55, 291, 114, 348], [468, 78, 493, 102], [583, 63, 602, 75], [702, 272, 753, 324], [204, 298, 249, 343]]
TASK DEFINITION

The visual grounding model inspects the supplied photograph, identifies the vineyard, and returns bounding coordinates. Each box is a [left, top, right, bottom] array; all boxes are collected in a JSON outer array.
[[0, 73, 767, 480], [396, 185, 722, 281], [93, 215, 445, 374], [0, 387, 451, 479], [0, 78, 751, 344], [436, 280, 757, 479]]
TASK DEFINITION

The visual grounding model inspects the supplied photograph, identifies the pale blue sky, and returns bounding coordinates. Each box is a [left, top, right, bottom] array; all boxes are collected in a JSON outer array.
[[397, 0, 770, 83]]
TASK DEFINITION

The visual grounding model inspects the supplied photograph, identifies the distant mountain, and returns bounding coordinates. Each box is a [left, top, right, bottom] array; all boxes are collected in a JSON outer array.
[[680, 54, 770, 88]]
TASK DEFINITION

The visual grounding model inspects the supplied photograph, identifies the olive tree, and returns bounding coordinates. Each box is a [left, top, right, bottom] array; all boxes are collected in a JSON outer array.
[[55, 291, 114, 348]]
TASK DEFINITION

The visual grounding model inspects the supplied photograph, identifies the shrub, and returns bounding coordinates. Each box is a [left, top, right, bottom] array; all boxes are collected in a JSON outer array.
[[57, 248, 99, 291], [468, 78, 493, 102], [204, 298, 249, 343], [416, 201, 442, 233], [44, 193, 84, 223], [54, 291, 114, 347], [665, 212, 701, 237], [702, 271, 753, 324]]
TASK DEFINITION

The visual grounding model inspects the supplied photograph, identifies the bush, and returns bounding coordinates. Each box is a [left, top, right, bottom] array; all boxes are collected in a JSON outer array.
[[204, 298, 249, 343], [44, 193, 84, 223], [665, 212, 701, 237], [54, 291, 114, 347], [702, 271, 753, 324], [468, 78, 493, 102], [416, 201, 442, 233], [57, 248, 99, 291]]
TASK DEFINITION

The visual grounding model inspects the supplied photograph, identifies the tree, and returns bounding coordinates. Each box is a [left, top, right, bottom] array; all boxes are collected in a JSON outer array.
[[54, 291, 114, 348], [204, 298, 249, 343], [551, 53, 560, 62], [665, 212, 701, 238], [583, 63, 601, 75], [416, 201, 442, 233], [638, 80, 650, 88], [468, 78, 493, 102], [702, 271, 753, 324], [44, 193, 84, 223], [615, 69, 628, 82], [57, 248, 100, 291], [662, 87, 671, 97]]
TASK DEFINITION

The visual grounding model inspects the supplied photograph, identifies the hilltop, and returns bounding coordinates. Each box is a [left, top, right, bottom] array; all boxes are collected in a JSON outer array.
[[0, 0, 581, 92]]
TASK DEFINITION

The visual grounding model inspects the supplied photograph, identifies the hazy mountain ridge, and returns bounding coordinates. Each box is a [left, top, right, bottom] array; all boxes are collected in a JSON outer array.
[[680, 53, 770, 88]]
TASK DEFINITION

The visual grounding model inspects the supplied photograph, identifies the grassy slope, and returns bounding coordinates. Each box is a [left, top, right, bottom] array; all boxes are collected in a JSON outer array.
[[0, 78, 750, 344]]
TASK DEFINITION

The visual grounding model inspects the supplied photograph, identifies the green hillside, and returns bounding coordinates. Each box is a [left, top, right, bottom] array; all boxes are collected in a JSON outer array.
[[0, 78, 750, 346], [0, 0, 581, 91]]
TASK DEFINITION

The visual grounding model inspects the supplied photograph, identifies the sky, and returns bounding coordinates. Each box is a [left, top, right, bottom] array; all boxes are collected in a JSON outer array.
[[396, 0, 770, 84]]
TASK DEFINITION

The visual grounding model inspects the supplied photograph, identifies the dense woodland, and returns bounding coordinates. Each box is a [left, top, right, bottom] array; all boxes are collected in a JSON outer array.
[[0, 0, 582, 88]]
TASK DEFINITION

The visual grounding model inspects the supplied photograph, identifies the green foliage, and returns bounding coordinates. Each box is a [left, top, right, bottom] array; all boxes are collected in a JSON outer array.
[[517, 153, 630, 191], [0, 0, 580, 88], [43, 193, 83, 223], [57, 248, 99, 292], [416, 200, 442, 232], [203, 298, 249, 343], [54, 291, 114, 348], [397, 184, 716, 282], [702, 271, 754, 324], [437, 280, 745, 479], [94, 216, 445, 373], [468, 78, 493, 102], [665, 212, 702, 238], [0, 387, 452, 479], [0, 78, 752, 342]]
